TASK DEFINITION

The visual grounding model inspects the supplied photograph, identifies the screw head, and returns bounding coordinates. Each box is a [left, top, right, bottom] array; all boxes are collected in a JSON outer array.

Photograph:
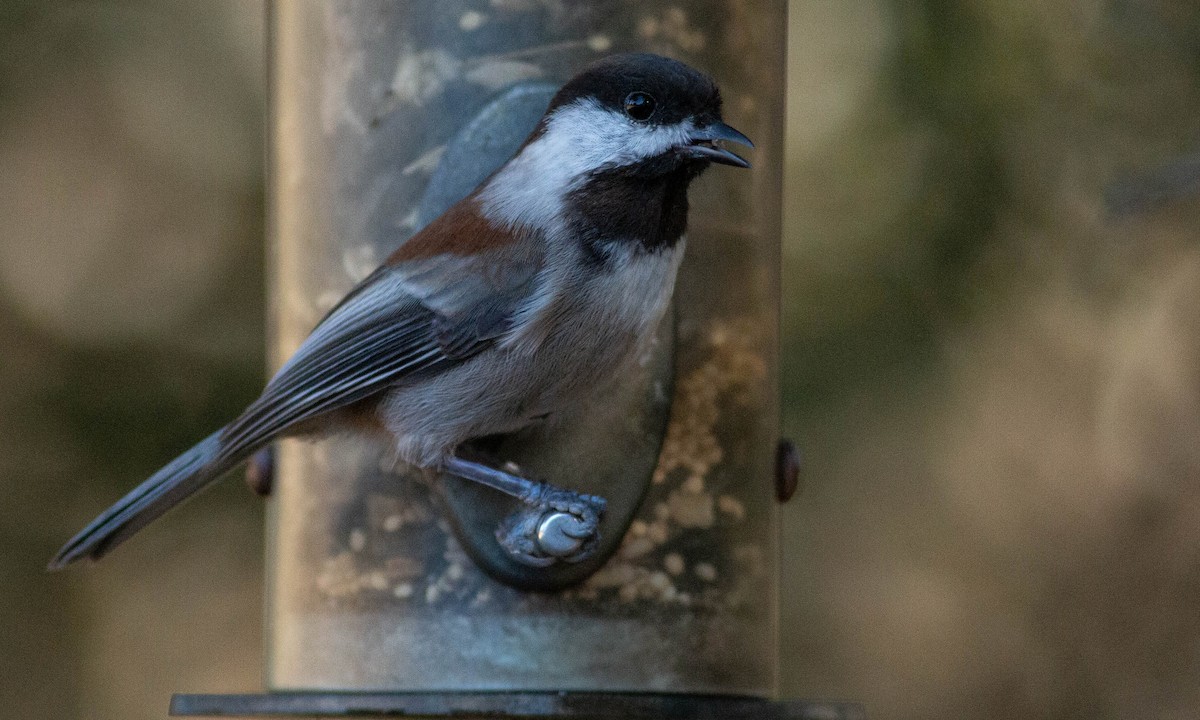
[[775, 439, 802, 502], [536, 512, 587, 557], [244, 448, 274, 498]]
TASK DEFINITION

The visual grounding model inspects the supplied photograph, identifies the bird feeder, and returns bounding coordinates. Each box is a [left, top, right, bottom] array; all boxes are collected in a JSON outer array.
[[172, 1, 862, 718]]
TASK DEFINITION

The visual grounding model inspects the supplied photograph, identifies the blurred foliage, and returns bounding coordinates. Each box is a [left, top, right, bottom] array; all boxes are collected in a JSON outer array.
[[782, 0, 1013, 417], [0, 2, 266, 718], [781, 2, 1200, 719]]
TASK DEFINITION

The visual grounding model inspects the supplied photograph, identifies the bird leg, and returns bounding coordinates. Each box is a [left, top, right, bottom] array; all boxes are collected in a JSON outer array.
[[442, 455, 606, 567]]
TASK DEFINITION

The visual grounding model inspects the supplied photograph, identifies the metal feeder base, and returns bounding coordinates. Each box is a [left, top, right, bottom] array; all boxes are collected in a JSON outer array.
[[169, 692, 865, 719]]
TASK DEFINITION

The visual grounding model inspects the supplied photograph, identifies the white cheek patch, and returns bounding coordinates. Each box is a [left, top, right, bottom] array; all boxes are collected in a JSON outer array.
[[478, 99, 693, 230], [537, 101, 692, 173]]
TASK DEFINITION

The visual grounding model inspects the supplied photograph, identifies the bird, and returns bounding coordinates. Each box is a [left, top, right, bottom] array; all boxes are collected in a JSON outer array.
[[49, 52, 753, 571]]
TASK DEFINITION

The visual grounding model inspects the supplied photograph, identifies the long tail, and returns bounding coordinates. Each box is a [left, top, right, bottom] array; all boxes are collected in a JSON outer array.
[[48, 429, 252, 570]]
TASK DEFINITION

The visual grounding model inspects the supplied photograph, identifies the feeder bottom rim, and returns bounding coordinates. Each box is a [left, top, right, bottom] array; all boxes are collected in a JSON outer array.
[[169, 690, 866, 719]]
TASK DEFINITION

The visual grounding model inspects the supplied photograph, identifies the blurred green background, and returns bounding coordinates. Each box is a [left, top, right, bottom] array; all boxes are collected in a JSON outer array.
[[2, 1, 1199, 718]]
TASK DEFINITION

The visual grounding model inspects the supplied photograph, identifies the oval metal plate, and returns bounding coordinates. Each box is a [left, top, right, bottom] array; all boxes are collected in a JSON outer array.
[[414, 82, 675, 591]]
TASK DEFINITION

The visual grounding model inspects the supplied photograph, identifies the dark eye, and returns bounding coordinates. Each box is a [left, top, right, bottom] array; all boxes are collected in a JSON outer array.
[[623, 91, 657, 121]]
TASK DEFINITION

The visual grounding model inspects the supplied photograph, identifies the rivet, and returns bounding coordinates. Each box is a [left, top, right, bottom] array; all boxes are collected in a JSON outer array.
[[775, 439, 802, 503], [245, 447, 274, 498]]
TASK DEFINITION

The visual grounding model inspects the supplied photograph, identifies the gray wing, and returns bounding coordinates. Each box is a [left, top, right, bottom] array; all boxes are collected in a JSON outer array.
[[46, 228, 545, 569], [218, 242, 543, 456]]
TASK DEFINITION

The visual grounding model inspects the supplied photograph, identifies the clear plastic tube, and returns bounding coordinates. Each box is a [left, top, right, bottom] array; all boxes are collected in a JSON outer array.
[[267, 0, 785, 695]]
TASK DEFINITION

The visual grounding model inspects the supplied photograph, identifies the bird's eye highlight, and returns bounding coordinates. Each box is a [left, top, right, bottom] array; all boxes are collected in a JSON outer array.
[[623, 92, 657, 121]]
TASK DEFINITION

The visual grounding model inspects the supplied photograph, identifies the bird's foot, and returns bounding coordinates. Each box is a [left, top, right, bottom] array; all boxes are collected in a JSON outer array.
[[442, 455, 606, 567], [497, 484, 606, 567]]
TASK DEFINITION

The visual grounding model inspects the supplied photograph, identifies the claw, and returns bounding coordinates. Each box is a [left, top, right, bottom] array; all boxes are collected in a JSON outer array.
[[504, 538, 558, 568], [444, 453, 608, 568]]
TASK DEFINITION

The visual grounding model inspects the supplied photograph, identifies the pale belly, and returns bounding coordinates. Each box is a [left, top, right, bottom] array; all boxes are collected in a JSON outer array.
[[379, 246, 683, 466]]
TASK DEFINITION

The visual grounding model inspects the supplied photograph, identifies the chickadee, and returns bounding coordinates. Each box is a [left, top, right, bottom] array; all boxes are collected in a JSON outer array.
[[50, 53, 753, 570]]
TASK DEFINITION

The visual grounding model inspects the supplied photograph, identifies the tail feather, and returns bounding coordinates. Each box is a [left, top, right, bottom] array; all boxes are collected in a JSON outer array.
[[48, 430, 247, 570]]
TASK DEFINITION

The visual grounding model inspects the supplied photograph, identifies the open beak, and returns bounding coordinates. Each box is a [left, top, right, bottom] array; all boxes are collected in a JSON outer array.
[[683, 121, 754, 169]]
